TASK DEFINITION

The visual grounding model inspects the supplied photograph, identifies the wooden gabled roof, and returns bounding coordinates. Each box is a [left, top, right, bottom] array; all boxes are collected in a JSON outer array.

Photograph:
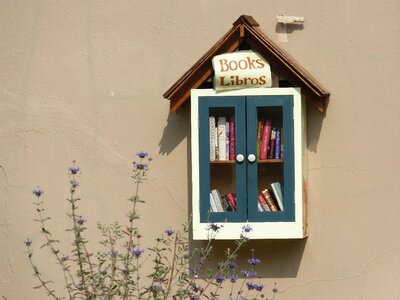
[[163, 15, 329, 112]]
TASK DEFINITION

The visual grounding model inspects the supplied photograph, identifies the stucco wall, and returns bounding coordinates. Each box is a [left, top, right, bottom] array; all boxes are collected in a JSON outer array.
[[1, 1, 400, 299]]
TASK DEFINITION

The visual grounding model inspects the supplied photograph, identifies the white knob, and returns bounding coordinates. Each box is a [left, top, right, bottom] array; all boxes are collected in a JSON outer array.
[[247, 154, 256, 163], [236, 154, 244, 163]]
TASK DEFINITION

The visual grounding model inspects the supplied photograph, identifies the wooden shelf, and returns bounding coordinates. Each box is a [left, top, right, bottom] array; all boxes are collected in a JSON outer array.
[[258, 159, 283, 163], [210, 159, 283, 164]]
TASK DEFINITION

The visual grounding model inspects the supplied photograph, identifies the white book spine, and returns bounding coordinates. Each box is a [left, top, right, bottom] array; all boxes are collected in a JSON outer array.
[[257, 202, 264, 212], [217, 117, 226, 160], [209, 116, 216, 161], [211, 189, 224, 212], [210, 192, 218, 212], [271, 182, 284, 211]]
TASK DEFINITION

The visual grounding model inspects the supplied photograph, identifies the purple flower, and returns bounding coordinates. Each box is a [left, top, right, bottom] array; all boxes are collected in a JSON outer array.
[[134, 163, 148, 170], [109, 249, 118, 257], [136, 151, 149, 159], [32, 188, 44, 197], [240, 234, 250, 241], [131, 248, 145, 257], [227, 260, 238, 269], [246, 282, 255, 290], [77, 216, 86, 225], [240, 270, 257, 278], [70, 180, 79, 188], [61, 255, 69, 262], [242, 224, 253, 232], [254, 283, 264, 291], [247, 258, 261, 266], [190, 296, 200, 300], [69, 166, 80, 175], [190, 284, 203, 292], [229, 274, 238, 283], [208, 223, 222, 232], [149, 283, 162, 291], [214, 275, 224, 284], [165, 228, 175, 236], [24, 239, 32, 246]]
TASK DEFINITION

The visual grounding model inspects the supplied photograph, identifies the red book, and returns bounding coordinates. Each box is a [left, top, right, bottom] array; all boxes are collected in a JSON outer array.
[[226, 193, 237, 211], [260, 120, 271, 160], [257, 193, 270, 211], [268, 128, 276, 159], [229, 116, 235, 160]]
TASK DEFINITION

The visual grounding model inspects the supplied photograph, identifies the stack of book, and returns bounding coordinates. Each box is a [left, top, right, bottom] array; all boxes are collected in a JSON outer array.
[[209, 115, 235, 161], [256, 119, 283, 160], [257, 182, 284, 212], [209, 189, 237, 212]]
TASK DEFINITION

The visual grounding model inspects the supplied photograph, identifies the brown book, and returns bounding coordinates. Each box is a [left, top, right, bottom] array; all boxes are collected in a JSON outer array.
[[256, 120, 263, 158], [261, 189, 279, 211]]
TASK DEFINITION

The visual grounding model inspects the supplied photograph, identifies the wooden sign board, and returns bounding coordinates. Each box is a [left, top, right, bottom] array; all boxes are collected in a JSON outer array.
[[212, 50, 272, 91]]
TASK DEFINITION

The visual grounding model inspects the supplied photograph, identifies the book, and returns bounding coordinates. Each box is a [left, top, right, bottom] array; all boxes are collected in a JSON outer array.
[[261, 189, 279, 211], [209, 192, 218, 212], [257, 193, 271, 211], [280, 128, 284, 159], [268, 128, 276, 159], [214, 126, 219, 159], [222, 196, 234, 211], [256, 119, 263, 158], [274, 128, 281, 159], [217, 117, 226, 160], [226, 120, 230, 160], [229, 116, 235, 160], [271, 182, 284, 211], [226, 193, 237, 211], [211, 189, 224, 212], [257, 202, 264, 212], [260, 119, 271, 160], [209, 116, 216, 161]]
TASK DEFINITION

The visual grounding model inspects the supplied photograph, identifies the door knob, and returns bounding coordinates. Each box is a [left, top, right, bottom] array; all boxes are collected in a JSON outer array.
[[247, 154, 256, 163], [236, 154, 244, 163]]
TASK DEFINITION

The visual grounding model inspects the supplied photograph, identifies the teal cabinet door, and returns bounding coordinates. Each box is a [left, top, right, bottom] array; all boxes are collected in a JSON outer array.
[[246, 95, 295, 222], [198, 95, 295, 223], [199, 96, 247, 222]]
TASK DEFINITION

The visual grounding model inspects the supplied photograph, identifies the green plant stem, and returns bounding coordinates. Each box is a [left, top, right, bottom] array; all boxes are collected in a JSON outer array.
[[27, 248, 60, 300], [122, 176, 141, 299], [164, 233, 178, 297], [198, 239, 245, 298], [36, 206, 75, 300], [71, 200, 90, 298]]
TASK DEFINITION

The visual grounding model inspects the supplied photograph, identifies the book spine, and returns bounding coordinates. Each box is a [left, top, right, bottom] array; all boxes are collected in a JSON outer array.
[[256, 120, 263, 159], [214, 126, 219, 160], [223, 196, 234, 211], [271, 182, 284, 211], [260, 120, 271, 160], [261, 189, 278, 211], [257, 202, 264, 212], [211, 189, 224, 212], [257, 193, 270, 211], [268, 128, 276, 159], [226, 193, 237, 211], [209, 192, 218, 212], [217, 117, 226, 160], [275, 128, 281, 159], [229, 116, 235, 160], [226, 120, 230, 160], [209, 116, 216, 161]]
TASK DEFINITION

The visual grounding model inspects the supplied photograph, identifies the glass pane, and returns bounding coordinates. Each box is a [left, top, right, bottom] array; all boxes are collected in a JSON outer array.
[[208, 107, 236, 213], [256, 106, 285, 213]]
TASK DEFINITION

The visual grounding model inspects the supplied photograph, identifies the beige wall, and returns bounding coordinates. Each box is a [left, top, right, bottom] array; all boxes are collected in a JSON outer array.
[[1, 1, 400, 299]]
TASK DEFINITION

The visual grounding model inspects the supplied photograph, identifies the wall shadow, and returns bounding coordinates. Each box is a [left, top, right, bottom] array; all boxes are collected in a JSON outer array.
[[190, 238, 307, 279], [158, 102, 191, 155], [307, 97, 329, 153]]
